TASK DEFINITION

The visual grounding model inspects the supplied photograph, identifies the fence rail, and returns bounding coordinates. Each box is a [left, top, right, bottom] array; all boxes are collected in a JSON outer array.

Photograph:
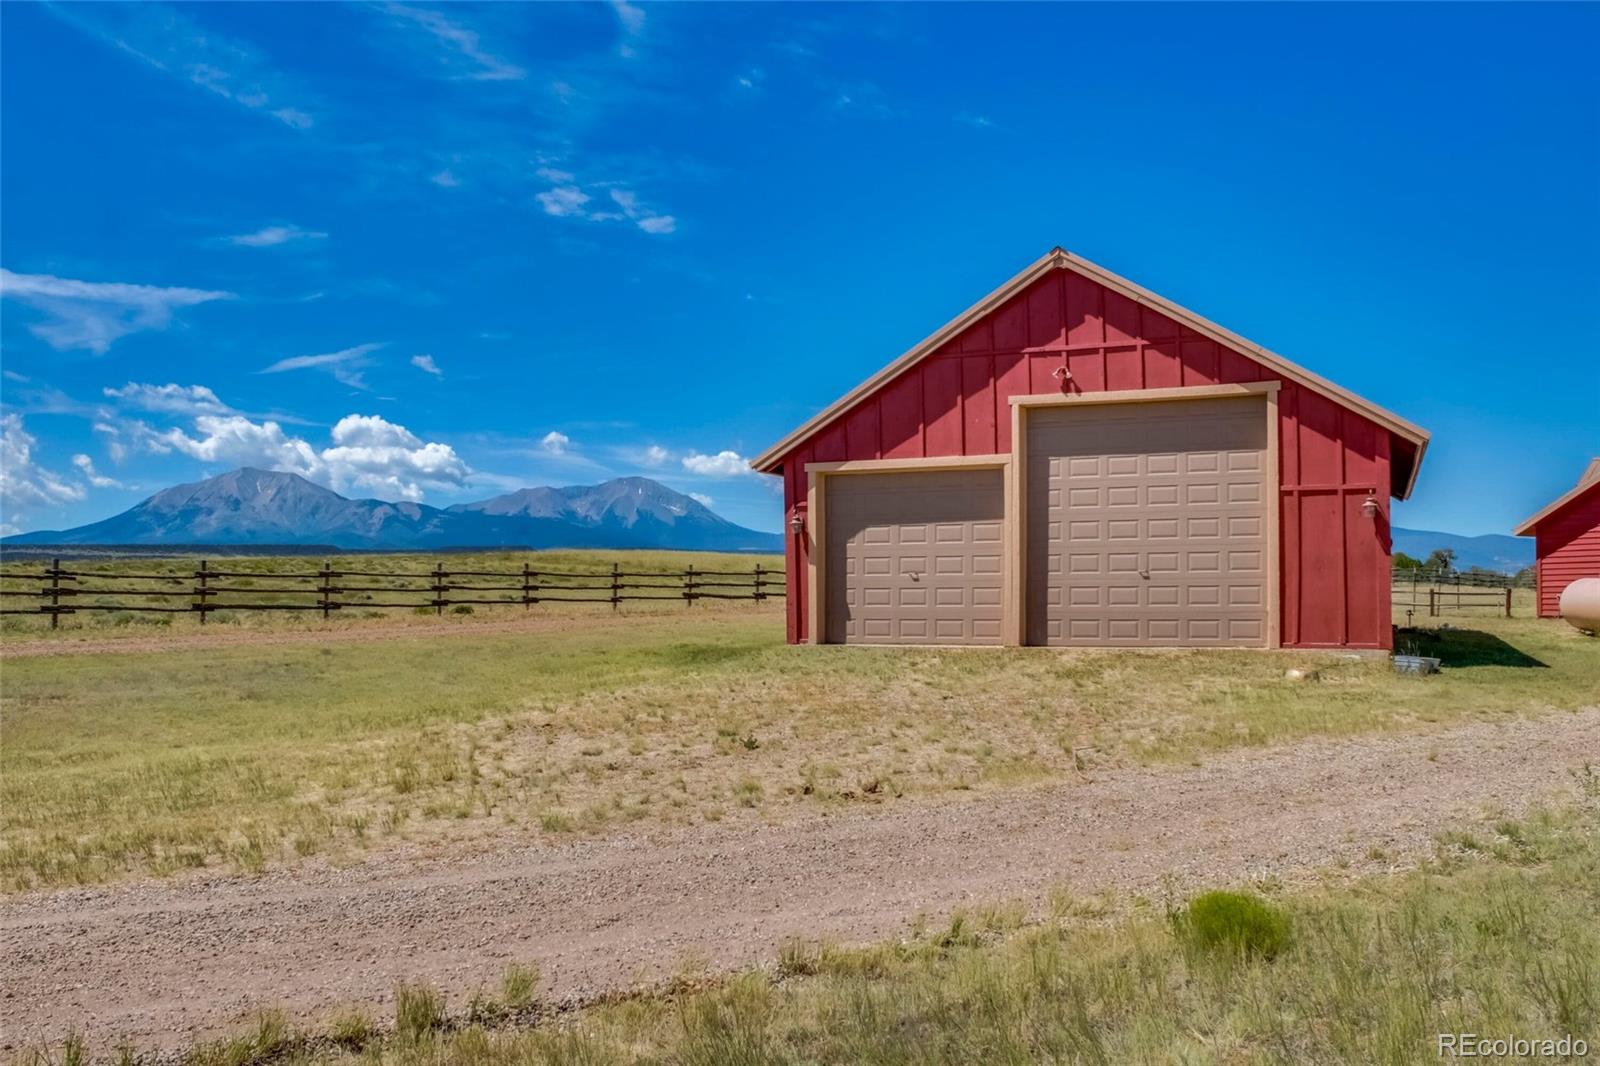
[[1390, 567, 1517, 620], [0, 559, 783, 627]]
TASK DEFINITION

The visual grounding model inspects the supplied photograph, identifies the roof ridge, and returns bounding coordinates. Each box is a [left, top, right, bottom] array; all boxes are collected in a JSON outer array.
[[750, 248, 1430, 498]]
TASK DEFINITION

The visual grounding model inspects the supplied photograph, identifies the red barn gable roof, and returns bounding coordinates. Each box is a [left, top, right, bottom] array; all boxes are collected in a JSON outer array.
[[751, 247, 1431, 497], [1514, 458, 1600, 536]]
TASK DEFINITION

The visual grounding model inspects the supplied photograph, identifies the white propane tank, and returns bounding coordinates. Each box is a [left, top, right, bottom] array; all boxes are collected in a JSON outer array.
[[1559, 577, 1600, 633]]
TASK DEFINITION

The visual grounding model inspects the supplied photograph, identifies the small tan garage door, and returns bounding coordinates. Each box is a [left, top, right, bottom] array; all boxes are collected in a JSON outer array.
[[826, 469, 1004, 644], [1026, 396, 1269, 647]]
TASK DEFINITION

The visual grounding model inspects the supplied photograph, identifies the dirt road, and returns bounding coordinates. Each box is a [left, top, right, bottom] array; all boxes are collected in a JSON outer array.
[[4, 708, 1597, 1052]]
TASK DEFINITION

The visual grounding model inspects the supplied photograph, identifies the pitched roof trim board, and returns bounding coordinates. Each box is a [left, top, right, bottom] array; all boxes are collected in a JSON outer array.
[[1513, 458, 1600, 536], [751, 247, 1431, 498]]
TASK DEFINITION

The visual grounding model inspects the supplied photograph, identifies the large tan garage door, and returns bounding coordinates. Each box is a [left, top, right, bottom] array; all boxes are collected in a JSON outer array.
[[826, 469, 1004, 644], [1026, 396, 1269, 647]]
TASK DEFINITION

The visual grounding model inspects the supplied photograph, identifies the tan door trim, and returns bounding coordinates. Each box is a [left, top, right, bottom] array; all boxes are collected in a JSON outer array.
[[1011, 383, 1282, 648], [1008, 381, 1281, 409], [806, 454, 1012, 645]]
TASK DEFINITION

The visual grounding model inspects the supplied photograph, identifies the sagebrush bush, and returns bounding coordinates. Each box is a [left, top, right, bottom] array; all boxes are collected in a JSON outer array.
[[1180, 890, 1292, 960]]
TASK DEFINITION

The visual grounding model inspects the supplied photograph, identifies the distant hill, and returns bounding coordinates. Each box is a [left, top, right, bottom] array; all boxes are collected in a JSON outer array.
[[3, 468, 783, 553], [1391, 526, 1533, 574]]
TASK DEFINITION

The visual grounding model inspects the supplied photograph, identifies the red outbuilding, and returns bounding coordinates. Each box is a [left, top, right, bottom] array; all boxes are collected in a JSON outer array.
[[752, 248, 1431, 650], [1513, 459, 1600, 618]]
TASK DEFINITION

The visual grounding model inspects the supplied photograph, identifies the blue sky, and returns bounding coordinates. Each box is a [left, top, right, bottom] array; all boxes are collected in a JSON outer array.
[[1, 2, 1596, 538]]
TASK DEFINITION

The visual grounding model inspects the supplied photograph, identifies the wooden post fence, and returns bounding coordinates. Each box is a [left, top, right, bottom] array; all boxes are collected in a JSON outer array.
[[1, 560, 784, 624], [48, 556, 61, 629], [197, 559, 210, 624]]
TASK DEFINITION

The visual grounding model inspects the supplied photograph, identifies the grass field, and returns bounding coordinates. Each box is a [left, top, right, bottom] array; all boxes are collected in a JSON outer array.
[[3, 572, 1596, 892], [53, 794, 1600, 1065]]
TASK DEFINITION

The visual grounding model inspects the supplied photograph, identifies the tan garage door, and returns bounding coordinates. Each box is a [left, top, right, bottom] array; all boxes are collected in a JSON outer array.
[[1026, 396, 1269, 647], [826, 469, 1004, 644]]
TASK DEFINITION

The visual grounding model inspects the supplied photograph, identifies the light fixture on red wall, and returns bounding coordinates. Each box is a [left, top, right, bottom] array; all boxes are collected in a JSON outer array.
[[1360, 494, 1379, 520]]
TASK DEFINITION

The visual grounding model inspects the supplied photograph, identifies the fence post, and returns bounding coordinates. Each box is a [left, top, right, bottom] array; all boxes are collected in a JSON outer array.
[[1505, 585, 1512, 619], [198, 559, 209, 624], [523, 562, 531, 610], [754, 563, 765, 603], [1428, 586, 1436, 618], [433, 563, 445, 616], [48, 556, 61, 629], [610, 562, 621, 611], [685, 564, 696, 606], [320, 561, 332, 621]]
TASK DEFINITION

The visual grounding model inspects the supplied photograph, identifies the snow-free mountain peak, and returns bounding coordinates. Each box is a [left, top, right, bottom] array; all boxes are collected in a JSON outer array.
[[4, 469, 781, 552]]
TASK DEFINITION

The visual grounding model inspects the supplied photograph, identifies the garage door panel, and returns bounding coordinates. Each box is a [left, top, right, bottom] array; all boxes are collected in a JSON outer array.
[[826, 469, 1004, 645], [1027, 396, 1269, 647]]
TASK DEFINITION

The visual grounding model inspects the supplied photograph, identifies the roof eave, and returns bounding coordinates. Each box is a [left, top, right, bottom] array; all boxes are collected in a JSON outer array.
[[751, 247, 1432, 492], [1513, 474, 1600, 536]]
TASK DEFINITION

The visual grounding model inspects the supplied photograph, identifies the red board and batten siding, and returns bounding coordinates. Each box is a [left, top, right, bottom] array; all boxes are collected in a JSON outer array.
[[778, 267, 1402, 649], [1533, 485, 1600, 618]]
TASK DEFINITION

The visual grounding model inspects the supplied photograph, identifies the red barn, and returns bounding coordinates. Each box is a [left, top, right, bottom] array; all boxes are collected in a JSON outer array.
[[752, 248, 1431, 650], [1513, 459, 1600, 618]]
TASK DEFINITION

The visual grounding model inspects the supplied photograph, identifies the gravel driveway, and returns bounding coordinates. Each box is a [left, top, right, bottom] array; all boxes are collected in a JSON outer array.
[[4, 707, 1597, 1053]]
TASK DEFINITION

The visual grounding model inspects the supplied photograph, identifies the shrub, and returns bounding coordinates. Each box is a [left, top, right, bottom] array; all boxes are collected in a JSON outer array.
[[451, 604, 475, 615], [500, 962, 540, 1010], [394, 981, 445, 1039], [328, 1006, 374, 1048], [1179, 890, 1291, 960]]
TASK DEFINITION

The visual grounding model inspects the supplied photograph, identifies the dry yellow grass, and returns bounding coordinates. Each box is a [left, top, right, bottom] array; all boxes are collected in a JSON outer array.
[[3, 593, 1596, 892]]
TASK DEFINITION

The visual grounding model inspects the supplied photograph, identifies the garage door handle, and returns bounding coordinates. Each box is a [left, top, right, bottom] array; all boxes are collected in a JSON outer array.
[[909, 572, 921, 582], [1139, 569, 1150, 579]]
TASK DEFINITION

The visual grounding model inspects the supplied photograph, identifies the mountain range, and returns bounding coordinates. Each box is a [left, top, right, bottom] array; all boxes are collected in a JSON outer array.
[[2, 467, 1535, 571], [1390, 526, 1532, 573], [2, 468, 784, 552]]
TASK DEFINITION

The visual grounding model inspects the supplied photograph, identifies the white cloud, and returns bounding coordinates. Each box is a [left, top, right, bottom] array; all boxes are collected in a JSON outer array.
[[382, 3, 526, 81], [1, 415, 86, 522], [147, 414, 325, 480], [430, 168, 460, 188], [532, 171, 675, 235], [273, 108, 314, 129], [635, 215, 677, 235], [682, 450, 753, 477], [540, 430, 571, 456], [260, 342, 384, 389], [139, 412, 470, 502], [642, 444, 668, 467], [72, 454, 122, 489], [103, 382, 232, 416], [411, 353, 443, 377], [610, 0, 645, 36], [47, 3, 317, 128], [610, 0, 644, 55], [609, 188, 676, 234], [321, 414, 471, 500], [0, 269, 233, 355], [227, 223, 327, 248], [536, 185, 592, 218], [689, 492, 714, 508]]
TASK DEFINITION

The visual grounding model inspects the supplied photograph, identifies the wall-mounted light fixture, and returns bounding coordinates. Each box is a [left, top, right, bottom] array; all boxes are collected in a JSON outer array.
[[789, 511, 806, 535], [1360, 493, 1379, 520]]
